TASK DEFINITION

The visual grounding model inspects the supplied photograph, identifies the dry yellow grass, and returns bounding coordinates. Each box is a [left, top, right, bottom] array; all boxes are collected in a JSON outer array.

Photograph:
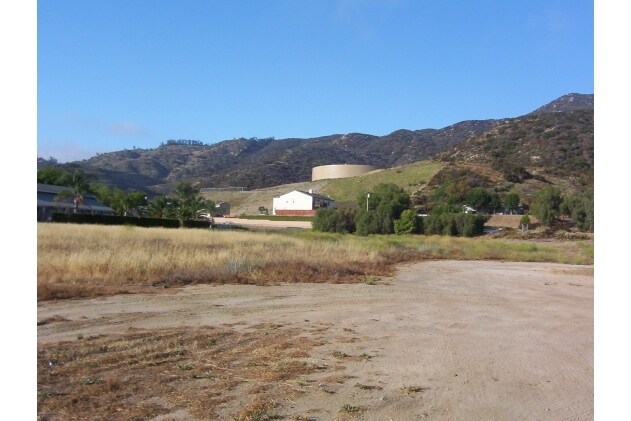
[[38, 323, 327, 420], [37, 223, 394, 300], [38, 223, 593, 301]]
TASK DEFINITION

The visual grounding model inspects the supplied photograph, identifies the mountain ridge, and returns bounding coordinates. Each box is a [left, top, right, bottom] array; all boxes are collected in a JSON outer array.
[[41, 93, 594, 194]]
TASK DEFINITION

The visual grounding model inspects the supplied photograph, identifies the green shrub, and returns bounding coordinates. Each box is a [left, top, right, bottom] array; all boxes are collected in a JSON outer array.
[[354, 207, 394, 236], [50, 213, 211, 229], [531, 186, 562, 226], [394, 209, 423, 235], [560, 192, 593, 232], [422, 213, 487, 237], [312, 208, 356, 233]]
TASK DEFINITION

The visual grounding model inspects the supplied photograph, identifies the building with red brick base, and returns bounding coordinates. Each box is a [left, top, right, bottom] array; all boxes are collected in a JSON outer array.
[[272, 190, 336, 216]]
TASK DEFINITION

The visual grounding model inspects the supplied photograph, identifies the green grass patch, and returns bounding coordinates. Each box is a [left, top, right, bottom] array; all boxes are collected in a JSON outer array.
[[281, 231, 593, 265], [320, 160, 444, 202]]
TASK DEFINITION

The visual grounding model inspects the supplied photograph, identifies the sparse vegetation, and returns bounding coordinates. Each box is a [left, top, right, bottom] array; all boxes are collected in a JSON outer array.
[[340, 403, 362, 414], [234, 398, 278, 421], [38, 223, 593, 301], [355, 383, 382, 390], [363, 275, 379, 285], [38, 324, 321, 420], [332, 350, 350, 359], [402, 385, 429, 394]]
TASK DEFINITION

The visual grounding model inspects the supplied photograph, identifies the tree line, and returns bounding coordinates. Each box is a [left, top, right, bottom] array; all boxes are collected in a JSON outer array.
[[38, 168, 215, 228], [39, 168, 593, 234], [163, 139, 206, 146], [312, 183, 489, 237], [313, 182, 593, 236]]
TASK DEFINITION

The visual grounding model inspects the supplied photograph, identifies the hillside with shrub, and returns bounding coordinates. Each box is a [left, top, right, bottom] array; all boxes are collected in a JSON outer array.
[[48, 119, 499, 193], [39, 93, 593, 197], [438, 109, 593, 184]]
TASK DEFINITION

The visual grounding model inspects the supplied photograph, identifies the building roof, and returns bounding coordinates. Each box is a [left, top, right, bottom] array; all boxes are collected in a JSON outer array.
[[37, 183, 100, 197], [297, 190, 334, 201], [37, 183, 114, 213], [273, 190, 335, 202]]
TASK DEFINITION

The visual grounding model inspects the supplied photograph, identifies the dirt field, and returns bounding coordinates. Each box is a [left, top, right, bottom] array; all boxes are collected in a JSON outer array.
[[213, 216, 312, 230], [37, 260, 593, 420]]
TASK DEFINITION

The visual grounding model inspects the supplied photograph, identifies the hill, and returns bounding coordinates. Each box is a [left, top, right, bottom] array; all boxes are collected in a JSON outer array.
[[50, 120, 499, 194], [43, 93, 593, 200], [528, 93, 594, 115], [425, 107, 593, 206], [201, 160, 444, 215]]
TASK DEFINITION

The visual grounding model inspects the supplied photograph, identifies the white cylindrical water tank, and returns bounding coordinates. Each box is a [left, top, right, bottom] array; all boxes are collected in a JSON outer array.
[[312, 164, 380, 181]]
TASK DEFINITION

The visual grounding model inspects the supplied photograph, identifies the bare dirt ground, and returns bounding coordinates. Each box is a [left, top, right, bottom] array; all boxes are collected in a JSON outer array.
[[213, 216, 312, 230], [38, 260, 593, 420], [485, 215, 530, 229]]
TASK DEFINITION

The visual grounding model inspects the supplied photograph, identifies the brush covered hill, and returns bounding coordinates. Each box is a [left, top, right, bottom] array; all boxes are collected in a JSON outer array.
[[201, 160, 445, 215], [54, 121, 499, 194], [47, 93, 593, 199], [416, 94, 594, 208]]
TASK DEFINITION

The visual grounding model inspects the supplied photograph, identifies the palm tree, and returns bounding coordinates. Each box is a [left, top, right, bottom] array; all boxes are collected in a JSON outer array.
[[170, 182, 208, 227], [147, 195, 171, 219], [54, 170, 96, 214]]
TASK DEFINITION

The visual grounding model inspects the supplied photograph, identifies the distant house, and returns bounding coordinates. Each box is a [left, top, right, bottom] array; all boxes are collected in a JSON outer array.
[[37, 183, 114, 221], [272, 190, 336, 216]]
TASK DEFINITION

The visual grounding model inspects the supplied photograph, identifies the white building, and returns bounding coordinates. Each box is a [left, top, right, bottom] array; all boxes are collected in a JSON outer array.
[[272, 190, 336, 216]]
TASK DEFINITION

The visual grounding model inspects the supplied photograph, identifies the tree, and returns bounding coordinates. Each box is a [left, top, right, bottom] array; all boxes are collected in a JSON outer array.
[[356, 183, 410, 218], [455, 213, 486, 237], [394, 209, 423, 235], [91, 184, 148, 216], [354, 183, 411, 235], [465, 187, 492, 211], [169, 182, 209, 227], [503, 192, 520, 214], [489, 193, 502, 214], [313, 208, 356, 233], [423, 213, 487, 237], [531, 186, 562, 226], [147, 195, 171, 219], [560, 192, 594, 232], [429, 203, 462, 215], [520, 215, 531, 231], [54, 169, 97, 214], [355, 207, 393, 236], [37, 167, 68, 185]]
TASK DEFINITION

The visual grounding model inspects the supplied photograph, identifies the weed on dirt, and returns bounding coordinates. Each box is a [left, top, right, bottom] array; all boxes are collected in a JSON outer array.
[[38, 324, 326, 420]]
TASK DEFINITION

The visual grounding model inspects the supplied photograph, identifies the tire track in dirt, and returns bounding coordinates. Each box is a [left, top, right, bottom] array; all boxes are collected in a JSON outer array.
[[37, 260, 593, 420]]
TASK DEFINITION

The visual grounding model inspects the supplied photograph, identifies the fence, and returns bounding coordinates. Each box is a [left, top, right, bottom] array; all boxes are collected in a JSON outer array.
[[200, 187, 246, 193]]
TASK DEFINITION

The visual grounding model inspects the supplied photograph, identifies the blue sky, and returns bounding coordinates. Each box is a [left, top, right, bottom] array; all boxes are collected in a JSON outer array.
[[37, 0, 594, 162]]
